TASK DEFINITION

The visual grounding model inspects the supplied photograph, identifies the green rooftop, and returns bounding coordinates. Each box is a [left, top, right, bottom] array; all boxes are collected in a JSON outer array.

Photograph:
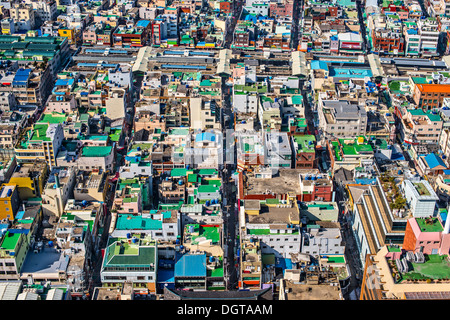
[[198, 185, 219, 193], [38, 112, 68, 124], [413, 182, 432, 197], [248, 229, 271, 235], [104, 237, 156, 268], [81, 146, 112, 157], [115, 214, 162, 230], [416, 217, 443, 233], [234, 84, 267, 93], [30, 124, 51, 142], [187, 224, 220, 245], [398, 254, 449, 282], [293, 135, 315, 153], [0, 231, 20, 251], [291, 95, 303, 105], [408, 109, 442, 122]]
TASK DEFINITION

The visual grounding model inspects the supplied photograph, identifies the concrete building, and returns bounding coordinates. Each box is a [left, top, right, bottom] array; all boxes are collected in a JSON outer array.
[[360, 245, 450, 300], [301, 222, 345, 256], [100, 237, 158, 293], [73, 171, 108, 203], [41, 167, 76, 217], [319, 100, 367, 138], [264, 131, 292, 169], [0, 184, 20, 221], [6, 161, 48, 200], [185, 130, 223, 169], [189, 97, 221, 130], [241, 196, 301, 259], [401, 180, 438, 218]]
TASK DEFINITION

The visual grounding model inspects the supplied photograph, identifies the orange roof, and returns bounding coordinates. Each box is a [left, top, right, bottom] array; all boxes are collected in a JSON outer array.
[[417, 83, 450, 93]]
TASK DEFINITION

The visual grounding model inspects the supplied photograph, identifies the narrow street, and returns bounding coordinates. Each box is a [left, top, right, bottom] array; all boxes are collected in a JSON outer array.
[[355, 0, 368, 53], [222, 0, 243, 291], [335, 186, 363, 299]]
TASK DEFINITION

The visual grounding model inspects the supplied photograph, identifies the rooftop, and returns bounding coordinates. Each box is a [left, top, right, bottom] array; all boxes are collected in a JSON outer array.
[[415, 217, 443, 233], [81, 146, 112, 157]]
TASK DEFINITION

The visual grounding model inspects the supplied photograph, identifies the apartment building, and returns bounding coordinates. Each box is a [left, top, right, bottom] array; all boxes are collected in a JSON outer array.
[[371, 15, 405, 55], [241, 196, 301, 259], [319, 100, 367, 138], [413, 83, 450, 110], [9, 3, 36, 31], [236, 131, 265, 171], [403, 21, 421, 56], [417, 17, 440, 57], [401, 179, 438, 218], [184, 130, 223, 169], [264, 131, 292, 169], [352, 176, 411, 265], [14, 123, 64, 169], [328, 137, 375, 173], [73, 170, 108, 203], [101, 237, 158, 292], [189, 97, 221, 130], [6, 161, 48, 200], [398, 108, 443, 145], [0, 184, 20, 221], [298, 172, 333, 202], [292, 135, 316, 169], [239, 238, 262, 290], [41, 167, 76, 217]]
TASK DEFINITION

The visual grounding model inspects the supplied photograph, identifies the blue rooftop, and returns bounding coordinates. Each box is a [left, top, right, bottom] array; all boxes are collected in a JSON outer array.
[[329, 67, 372, 78], [174, 253, 207, 278], [424, 153, 447, 169], [136, 20, 151, 28], [55, 78, 74, 87], [310, 60, 329, 72], [195, 132, 216, 142]]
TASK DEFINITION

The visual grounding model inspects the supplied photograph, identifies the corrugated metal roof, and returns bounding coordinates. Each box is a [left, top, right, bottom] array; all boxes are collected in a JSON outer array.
[[0, 282, 21, 300], [292, 51, 308, 77], [17, 292, 39, 300], [46, 288, 64, 300]]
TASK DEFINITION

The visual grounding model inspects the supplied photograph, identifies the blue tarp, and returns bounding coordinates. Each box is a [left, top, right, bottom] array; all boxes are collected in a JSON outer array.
[[276, 258, 292, 270], [391, 152, 405, 161]]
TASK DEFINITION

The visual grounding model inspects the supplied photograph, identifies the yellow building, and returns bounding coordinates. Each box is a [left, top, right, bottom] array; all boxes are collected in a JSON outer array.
[[58, 28, 76, 44], [6, 161, 48, 200], [0, 184, 20, 221]]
